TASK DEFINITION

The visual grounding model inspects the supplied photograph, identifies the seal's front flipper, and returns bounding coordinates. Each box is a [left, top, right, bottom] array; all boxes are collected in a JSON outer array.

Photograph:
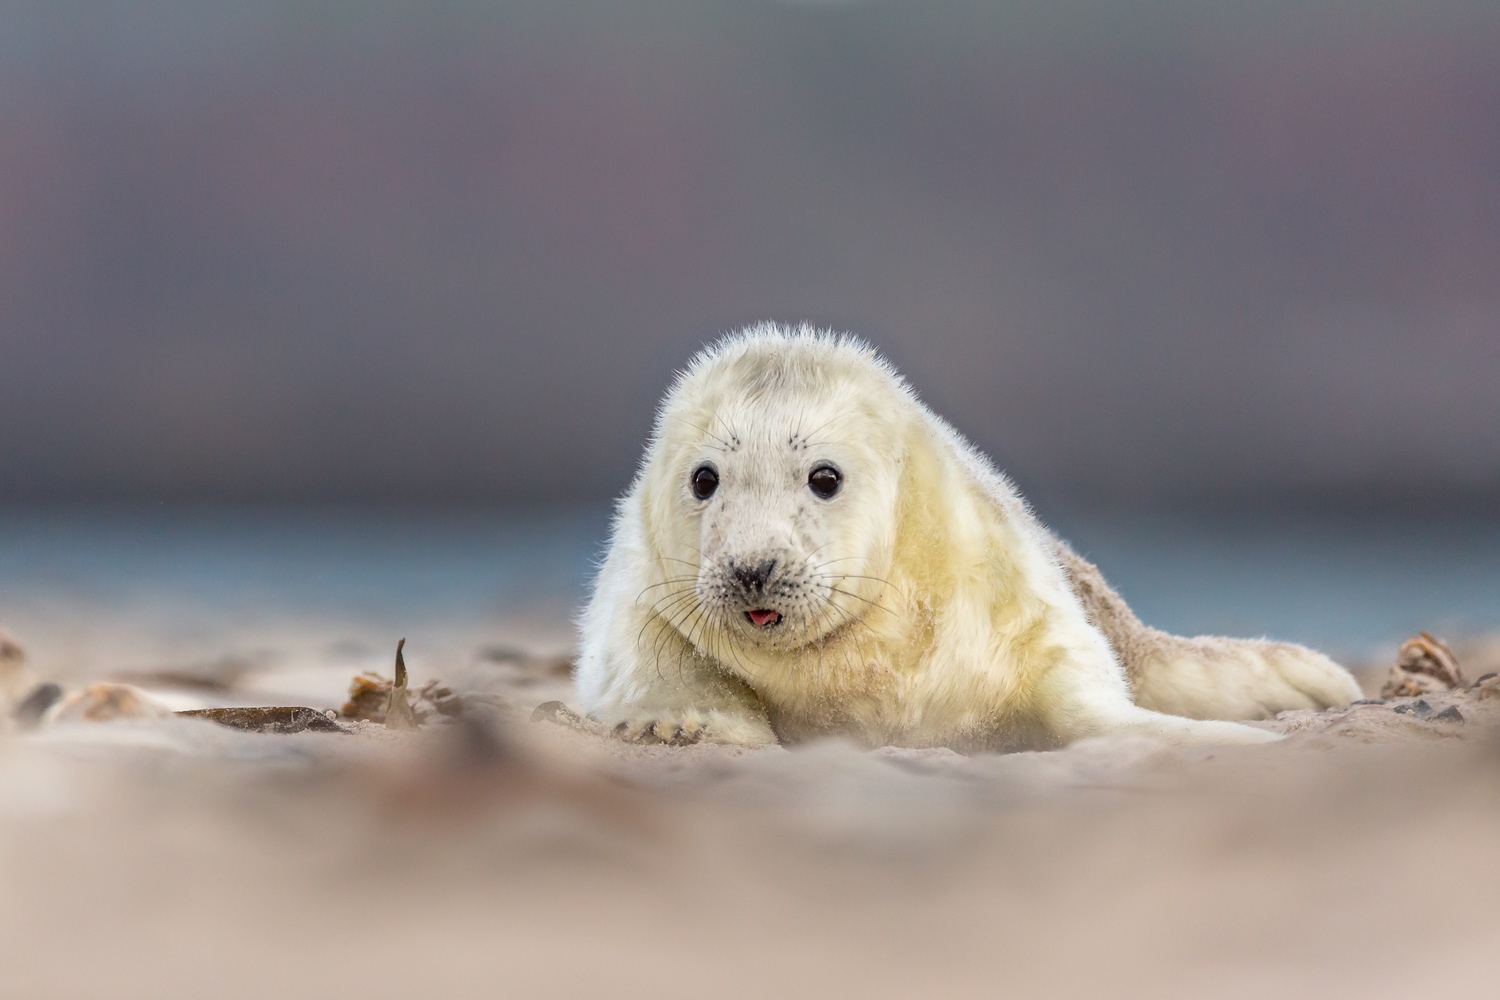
[[607, 708, 778, 747]]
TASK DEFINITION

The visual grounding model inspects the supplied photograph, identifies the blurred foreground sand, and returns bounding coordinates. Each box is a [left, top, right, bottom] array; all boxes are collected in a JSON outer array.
[[0, 635, 1497, 999]]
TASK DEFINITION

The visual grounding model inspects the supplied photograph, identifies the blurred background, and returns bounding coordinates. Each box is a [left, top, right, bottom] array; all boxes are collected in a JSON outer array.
[[1, 0, 1498, 680]]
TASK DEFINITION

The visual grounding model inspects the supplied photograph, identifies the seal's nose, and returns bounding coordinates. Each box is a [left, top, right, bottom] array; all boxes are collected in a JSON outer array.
[[730, 557, 777, 594]]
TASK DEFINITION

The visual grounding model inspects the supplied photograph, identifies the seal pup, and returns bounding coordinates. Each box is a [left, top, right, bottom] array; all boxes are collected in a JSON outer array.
[[576, 324, 1361, 750]]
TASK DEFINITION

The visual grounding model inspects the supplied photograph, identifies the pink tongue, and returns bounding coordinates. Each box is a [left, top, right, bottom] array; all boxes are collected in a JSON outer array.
[[747, 610, 781, 627]]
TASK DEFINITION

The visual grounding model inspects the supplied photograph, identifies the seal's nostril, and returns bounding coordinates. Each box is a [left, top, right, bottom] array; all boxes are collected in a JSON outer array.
[[752, 558, 776, 588], [731, 558, 777, 592]]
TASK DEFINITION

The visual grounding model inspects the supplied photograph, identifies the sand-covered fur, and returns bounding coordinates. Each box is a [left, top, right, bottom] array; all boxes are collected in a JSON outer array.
[[576, 324, 1359, 750], [1052, 540, 1362, 719]]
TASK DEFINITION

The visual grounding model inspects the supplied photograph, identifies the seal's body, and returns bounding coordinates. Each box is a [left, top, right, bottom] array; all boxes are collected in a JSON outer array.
[[576, 325, 1360, 750]]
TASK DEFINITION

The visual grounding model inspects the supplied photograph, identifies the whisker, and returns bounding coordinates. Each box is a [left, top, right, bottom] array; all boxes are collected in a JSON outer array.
[[713, 414, 744, 450], [812, 568, 894, 588], [636, 588, 700, 654], [712, 609, 758, 682], [826, 585, 897, 618], [653, 594, 704, 672], [636, 576, 700, 597], [639, 615, 673, 685], [797, 414, 840, 447], [637, 584, 697, 609], [640, 588, 698, 623], [676, 604, 709, 685], [671, 414, 732, 451], [829, 594, 882, 633]]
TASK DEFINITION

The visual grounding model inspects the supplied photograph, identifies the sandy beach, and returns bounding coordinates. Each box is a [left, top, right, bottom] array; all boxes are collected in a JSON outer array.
[[0, 624, 1496, 1000]]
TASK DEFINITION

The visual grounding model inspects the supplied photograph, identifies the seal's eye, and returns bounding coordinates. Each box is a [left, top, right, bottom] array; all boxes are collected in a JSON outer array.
[[691, 463, 719, 501], [808, 462, 843, 500]]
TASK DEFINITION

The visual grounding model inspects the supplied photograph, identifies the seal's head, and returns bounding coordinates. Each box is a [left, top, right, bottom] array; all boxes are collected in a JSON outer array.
[[637, 325, 914, 655]]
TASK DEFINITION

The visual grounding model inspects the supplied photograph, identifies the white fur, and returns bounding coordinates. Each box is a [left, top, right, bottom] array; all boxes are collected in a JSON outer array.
[[576, 324, 1353, 751]]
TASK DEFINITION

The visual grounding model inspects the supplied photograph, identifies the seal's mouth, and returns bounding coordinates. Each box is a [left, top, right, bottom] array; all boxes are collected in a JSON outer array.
[[745, 609, 782, 628]]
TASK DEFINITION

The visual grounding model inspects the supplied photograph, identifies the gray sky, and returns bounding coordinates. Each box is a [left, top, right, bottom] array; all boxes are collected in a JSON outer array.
[[2, 1, 1497, 508]]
